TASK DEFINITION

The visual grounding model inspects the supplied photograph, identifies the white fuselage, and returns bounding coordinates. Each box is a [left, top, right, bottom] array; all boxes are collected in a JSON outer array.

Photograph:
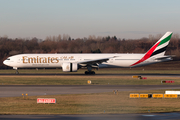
[[3, 53, 163, 69]]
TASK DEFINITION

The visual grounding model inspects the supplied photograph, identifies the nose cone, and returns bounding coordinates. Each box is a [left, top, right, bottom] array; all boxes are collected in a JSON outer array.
[[3, 60, 7, 65], [3, 60, 8, 66]]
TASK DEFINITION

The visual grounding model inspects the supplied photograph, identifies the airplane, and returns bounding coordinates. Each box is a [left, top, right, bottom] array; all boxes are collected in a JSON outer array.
[[3, 32, 173, 74]]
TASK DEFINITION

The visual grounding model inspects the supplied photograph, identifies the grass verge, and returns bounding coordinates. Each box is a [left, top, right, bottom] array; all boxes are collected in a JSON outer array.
[[1, 89, 180, 114], [0, 76, 179, 85], [1, 69, 180, 74]]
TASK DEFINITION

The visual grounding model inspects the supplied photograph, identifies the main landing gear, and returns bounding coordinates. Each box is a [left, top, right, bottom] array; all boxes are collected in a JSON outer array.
[[85, 66, 95, 75]]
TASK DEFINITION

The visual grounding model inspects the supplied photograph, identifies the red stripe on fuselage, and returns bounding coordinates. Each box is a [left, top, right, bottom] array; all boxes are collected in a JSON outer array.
[[130, 41, 160, 66]]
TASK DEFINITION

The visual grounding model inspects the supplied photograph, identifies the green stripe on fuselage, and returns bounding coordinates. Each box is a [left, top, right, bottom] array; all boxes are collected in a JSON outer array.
[[158, 33, 172, 46]]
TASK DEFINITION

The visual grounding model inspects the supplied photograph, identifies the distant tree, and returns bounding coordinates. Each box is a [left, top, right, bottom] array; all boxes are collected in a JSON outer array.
[[112, 36, 117, 40], [68, 37, 71, 41], [57, 34, 61, 41], [25, 38, 39, 52], [106, 36, 110, 41], [91, 49, 101, 53]]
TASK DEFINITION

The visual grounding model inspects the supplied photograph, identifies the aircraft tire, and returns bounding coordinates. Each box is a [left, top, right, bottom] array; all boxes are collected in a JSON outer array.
[[85, 71, 88, 75], [85, 71, 95, 75], [91, 71, 95, 75]]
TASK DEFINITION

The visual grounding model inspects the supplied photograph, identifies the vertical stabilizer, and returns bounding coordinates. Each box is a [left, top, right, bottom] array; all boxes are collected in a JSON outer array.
[[131, 32, 173, 66], [150, 31, 172, 57]]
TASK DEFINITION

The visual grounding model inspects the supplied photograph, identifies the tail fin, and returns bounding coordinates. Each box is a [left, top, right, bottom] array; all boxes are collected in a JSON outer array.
[[149, 31, 172, 57], [131, 32, 173, 66]]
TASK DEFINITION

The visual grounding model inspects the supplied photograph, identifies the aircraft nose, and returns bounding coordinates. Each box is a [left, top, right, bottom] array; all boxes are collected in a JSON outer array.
[[3, 60, 7, 65]]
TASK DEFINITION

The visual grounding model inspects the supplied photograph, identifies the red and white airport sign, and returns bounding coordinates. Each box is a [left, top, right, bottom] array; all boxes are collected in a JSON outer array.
[[37, 98, 56, 104], [161, 80, 174, 83]]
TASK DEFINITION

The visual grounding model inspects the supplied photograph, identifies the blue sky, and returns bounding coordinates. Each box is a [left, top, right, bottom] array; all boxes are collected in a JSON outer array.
[[0, 0, 180, 39]]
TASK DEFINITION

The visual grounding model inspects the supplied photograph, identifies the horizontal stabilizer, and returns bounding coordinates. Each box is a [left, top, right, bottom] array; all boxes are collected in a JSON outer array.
[[155, 55, 175, 60]]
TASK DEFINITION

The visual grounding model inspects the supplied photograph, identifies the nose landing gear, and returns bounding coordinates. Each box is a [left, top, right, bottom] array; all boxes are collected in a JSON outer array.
[[15, 70, 19, 74], [13, 67, 19, 74]]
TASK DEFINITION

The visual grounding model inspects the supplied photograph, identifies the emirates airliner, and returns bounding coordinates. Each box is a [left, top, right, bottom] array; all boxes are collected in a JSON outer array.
[[3, 32, 173, 74]]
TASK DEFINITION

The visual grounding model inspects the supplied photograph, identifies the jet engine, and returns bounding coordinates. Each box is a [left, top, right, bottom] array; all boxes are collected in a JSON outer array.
[[62, 62, 78, 72]]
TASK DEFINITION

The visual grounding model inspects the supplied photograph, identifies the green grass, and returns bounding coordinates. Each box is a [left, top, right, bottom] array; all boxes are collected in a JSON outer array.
[[0, 68, 180, 74], [1, 89, 180, 114], [0, 75, 179, 85], [0, 68, 179, 85]]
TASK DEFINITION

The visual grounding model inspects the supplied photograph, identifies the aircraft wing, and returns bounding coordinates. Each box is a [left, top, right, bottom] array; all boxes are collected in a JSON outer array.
[[78, 56, 118, 65]]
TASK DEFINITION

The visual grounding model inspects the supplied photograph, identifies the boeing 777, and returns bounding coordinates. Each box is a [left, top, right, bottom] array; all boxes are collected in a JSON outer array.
[[3, 32, 173, 74]]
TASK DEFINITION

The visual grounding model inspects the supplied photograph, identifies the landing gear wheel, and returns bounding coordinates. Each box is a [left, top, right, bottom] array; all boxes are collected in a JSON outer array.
[[92, 71, 95, 75], [85, 71, 95, 75], [85, 71, 88, 75]]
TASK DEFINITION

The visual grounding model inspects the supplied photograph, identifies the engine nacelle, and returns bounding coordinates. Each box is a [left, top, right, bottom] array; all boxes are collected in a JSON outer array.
[[62, 62, 78, 72]]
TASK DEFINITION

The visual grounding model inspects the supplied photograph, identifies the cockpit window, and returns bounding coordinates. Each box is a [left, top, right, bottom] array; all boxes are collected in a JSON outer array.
[[6, 58, 10, 60]]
